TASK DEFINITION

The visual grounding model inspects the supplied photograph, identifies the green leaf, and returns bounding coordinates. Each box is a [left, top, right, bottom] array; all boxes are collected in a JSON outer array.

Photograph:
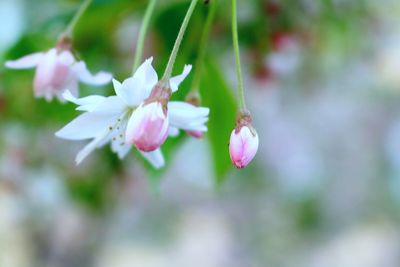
[[201, 58, 237, 186]]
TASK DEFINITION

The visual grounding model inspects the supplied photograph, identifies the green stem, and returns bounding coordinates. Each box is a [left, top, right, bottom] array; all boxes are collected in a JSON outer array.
[[162, 0, 198, 82], [132, 0, 158, 74], [190, 0, 218, 94], [65, 0, 92, 37], [231, 0, 246, 110]]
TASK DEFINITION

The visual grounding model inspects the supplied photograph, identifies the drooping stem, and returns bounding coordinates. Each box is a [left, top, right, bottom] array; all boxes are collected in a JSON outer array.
[[190, 0, 218, 94], [161, 0, 198, 82], [132, 0, 158, 74], [64, 0, 92, 38], [231, 0, 246, 110]]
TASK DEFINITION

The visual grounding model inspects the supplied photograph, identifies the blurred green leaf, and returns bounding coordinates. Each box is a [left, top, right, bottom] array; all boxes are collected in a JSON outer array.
[[201, 58, 237, 185]]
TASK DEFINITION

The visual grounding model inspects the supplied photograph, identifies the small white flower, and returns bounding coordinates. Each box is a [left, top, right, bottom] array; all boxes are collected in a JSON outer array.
[[124, 61, 195, 152], [55, 58, 209, 168], [5, 48, 112, 101]]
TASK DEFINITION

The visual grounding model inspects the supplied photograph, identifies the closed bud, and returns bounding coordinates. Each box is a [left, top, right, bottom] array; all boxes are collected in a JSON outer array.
[[126, 101, 169, 152], [229, 111, 259, 168]]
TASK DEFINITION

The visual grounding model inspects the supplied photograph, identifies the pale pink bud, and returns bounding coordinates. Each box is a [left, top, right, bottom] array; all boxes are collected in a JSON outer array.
[[229, 125, 259, 168], [187, 130, 204, 139], [125, 101, 169, 152]]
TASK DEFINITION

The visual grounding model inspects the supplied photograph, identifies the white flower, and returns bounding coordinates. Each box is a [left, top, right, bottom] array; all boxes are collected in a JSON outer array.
[[123, 60, 195, 152], [55, 58, 209, 168], [5, 48, 112, 101]]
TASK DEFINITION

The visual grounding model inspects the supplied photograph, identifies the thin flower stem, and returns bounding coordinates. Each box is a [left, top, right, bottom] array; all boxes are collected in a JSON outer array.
[[190, 0, 218, 94], [231, 0, 246, 110], [162, 0, 198, 82], [132, 0, 158, 74], [65, 0, 92, 38]]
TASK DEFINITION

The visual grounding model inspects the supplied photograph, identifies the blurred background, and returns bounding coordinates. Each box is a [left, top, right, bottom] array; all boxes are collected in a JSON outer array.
[[1, 0, 400, 266]]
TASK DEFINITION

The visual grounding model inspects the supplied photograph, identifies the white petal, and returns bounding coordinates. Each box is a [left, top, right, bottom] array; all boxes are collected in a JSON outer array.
[[55, 112, 118, 140], [168, 101, 209, 116], [169, 64, 192, 92], [58, 50, 76, 66], [111, 142, 132, 159], [75, 128, 110, 164], [74, 61, 112, 86], [33, 49, 61, 99], [5, 52, 44, 69], [65, 77, 79, 96], [117, 57, 158, 106], [112, 79, 123, 94], [140, 149, 165, 169], [168, 101, 210, 131], [93, 96, 127, 115], [56, 78, 79, 103], [168, 126, 180, 137], [108, 115, 132, 159], [62, 90, 106, 112], [113, 78, 131, 104], [133, 57, 158, 86]]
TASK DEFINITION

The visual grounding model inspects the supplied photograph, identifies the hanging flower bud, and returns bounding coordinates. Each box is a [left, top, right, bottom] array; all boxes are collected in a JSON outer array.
[[229, 111, 259, 168], [126, 101, 169, 152], [125, 82, 171, 152]]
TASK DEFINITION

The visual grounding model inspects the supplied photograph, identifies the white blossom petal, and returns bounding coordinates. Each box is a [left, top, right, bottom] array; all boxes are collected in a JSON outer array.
[[109, 114, 132, 159], [169, 64, 192, 92], [58, 50, 76, 66], [74, 61, 112, 86], [168, 101, 209, 131], [62, 90, 106, 112], [111, 141, 132, 159], [93, 96, 127, 115], [112, 79, 123, 93], [117, 58, 158, 106], [55, 112, 119, 140], [5, 52, 44, 69], [75, 128, 111, 164], [133, 57, 158, 85], [56, 78, 79, 103], [168, 126, 180, 137], [140, 149, 165, 169]]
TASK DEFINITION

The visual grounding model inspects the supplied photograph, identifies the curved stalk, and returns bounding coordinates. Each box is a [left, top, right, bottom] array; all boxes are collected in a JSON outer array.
[[132, 0, 158, 73], [65, 0, 92, 37], [162, 0, 198, 82], [231, 0, 246, 110], [190, 0, 218, 94]]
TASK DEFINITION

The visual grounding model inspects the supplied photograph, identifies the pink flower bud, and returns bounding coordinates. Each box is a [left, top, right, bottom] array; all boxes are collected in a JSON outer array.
[[125, 101, 169, 152], [187, 130, 204, 139], [229, 125, 259, 168]]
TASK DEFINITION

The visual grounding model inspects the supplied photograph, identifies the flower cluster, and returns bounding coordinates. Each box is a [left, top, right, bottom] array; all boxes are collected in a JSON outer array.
[[55, 58, 209, 168], [4, 0, 259, 173]]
